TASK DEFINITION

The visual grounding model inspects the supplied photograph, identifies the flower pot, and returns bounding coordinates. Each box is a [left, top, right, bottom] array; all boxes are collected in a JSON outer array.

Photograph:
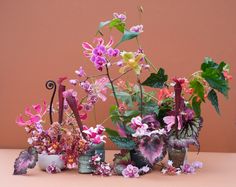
[[38, 153, 65, 171], [168, 147, 187, 168], [93, 142, 105, 162], [130, 149, 152, 169], [78, 148, 95, 174]]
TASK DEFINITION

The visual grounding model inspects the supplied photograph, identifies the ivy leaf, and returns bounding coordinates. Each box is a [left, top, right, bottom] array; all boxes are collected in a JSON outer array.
[[118, 30, 139, 44], [142, 102, 159, 115], [189, 79, 205, 101], [207, 89, 220, 114], [201, 68, 229, 97], [105, 127, 120, 137], [13, 147, 38, 175], [109, 105, 121, 123], [109, 19, 125, 33], [109, 136, 136, 150], [192, 96, 201, 117], [116, 91, 133, 107], [142, 68, 168, 88]]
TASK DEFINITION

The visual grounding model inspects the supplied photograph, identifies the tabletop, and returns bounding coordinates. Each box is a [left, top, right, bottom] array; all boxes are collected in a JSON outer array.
[[0, 149, 236, 187]]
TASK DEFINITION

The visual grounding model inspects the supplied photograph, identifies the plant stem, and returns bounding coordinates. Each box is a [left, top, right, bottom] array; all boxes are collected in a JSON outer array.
[[105, 64, 120, 108], [137, 75, 143, 117], [112, 69, 132, 82], [144, 56, 158, 72]]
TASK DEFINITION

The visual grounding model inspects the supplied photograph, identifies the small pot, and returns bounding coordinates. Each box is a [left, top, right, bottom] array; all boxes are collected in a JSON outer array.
[[38, 153, 65, 171], [130, 149, 152, 168], [168, 147, 187, 168], [93, 142, 105, 162]]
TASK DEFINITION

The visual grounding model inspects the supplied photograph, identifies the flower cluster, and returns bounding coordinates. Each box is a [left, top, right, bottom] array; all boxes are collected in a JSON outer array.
[[122, 164, 150, 178], [46, 162, 61, 174], [161, 160, 203, 175], [83, 124, 106, 144], [90, 154, 113, 176], [82, 37, 119, 71]]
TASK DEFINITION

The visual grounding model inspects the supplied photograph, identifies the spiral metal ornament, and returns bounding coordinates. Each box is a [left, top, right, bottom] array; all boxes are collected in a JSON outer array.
[[45, 80, 57, 124]]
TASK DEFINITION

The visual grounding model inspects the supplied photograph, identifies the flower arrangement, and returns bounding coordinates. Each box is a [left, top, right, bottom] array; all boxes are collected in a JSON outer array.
[[13, 9, 232, 178]]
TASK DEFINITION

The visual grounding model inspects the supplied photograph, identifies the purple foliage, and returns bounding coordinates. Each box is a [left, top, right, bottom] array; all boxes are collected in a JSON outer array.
[[13, 147, 38, 175]]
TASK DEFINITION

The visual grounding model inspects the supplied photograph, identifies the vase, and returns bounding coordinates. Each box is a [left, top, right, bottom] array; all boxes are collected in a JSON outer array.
[[93, 142, 105, 162], [38, 153, 65, 171], [130, 149, 152, 168], [78, 148, 95, 174], [168, 147, 187, 168]]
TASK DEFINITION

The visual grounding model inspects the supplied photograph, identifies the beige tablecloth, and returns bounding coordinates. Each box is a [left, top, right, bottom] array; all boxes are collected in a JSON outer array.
[[1, 149, 235, 187]]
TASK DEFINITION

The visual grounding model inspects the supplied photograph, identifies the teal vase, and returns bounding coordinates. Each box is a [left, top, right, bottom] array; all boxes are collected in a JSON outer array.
[[93, 142, 105, 162], [78, 148, 95, 174]]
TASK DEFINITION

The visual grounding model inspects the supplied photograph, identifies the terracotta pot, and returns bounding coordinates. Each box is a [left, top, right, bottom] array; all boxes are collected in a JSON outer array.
[[38, 153, 65, 171], [168, 147, 187, 168]]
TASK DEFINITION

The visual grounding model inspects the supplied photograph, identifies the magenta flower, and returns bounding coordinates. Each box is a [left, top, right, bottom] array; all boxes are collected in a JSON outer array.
[[75, 66, 86, 77], [82, 37, 119, 71], [192, 161, 203, 169], [46, 162, 61, 174], [130, 25, 144, 33], [83, 124, 106, 144], [122, 164, 139, 178], [181, 163, 196, 174], [113, 12, 126, 22], [130, 116, 143, 129], [16, 101, 47, 126]]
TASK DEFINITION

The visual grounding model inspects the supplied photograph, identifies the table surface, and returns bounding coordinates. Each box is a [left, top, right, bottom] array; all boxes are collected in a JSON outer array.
[[0, 149, 236, 187]]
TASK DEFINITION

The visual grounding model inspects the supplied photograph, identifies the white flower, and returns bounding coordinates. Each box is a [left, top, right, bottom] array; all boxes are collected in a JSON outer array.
[[27, 138, 33, 144], [161, 168, 167, 174], [168, 160, 173, 166], [132, 124, 149, 137], [139, 165, 150, 173]]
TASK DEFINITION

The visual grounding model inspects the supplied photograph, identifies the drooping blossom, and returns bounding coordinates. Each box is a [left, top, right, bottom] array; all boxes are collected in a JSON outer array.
[[161, 160, 181, 175], [16, 101, 47, 126], [90, 154, 113, 176], [130, 25, 144, 33], [181, 163, 196, 174], [90, 77, 109, 102], [82, 37, 119, 71], [75, 66, 86, 77], [46, 162, 61, 174], [122, 164, 140, 178], [113, 12, 126, 22], [69, 79, 78, 86], [157, 88, 173, 105], [119, 51, 144, 75]]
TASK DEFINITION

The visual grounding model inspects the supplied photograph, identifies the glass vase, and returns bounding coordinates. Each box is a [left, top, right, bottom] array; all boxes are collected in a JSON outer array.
[[168, 147, 187, 168], [130, 149, 152, 168]]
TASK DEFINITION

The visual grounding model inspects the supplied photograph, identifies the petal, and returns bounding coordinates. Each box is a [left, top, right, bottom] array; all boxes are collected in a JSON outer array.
[[106, 36, 114, 48], [82, 42, 93, 51]]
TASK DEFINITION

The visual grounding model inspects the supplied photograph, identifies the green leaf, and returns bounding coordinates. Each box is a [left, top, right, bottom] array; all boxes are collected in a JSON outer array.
[[109, 136, 136, 150], [189, 79, 205, 101], [109, 19, 125, 33], [142, 101, 159, 115], [105, 128, 120, 137], [116, 91, 133, 107], [207, 89, 220, 114], [192, 96, 201, 117], [123, 110, 140, 117], [109, 105, 121, 123], [201, 57, 218, 71], [118, 30, 139, 44], [142, 68, 168, 88], [201, 68, 229, 97]]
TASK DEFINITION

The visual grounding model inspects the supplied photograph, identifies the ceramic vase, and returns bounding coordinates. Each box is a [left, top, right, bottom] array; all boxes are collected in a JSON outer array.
[[38, 153, 65, 171]]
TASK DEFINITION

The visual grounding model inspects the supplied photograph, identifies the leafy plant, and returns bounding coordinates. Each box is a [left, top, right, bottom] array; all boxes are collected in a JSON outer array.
[[109, 136, 136, 150]]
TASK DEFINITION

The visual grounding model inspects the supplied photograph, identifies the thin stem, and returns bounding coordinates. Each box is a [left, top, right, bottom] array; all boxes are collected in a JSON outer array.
[[105, 64, 120, 108], [143, 92, 159, 102], [112, 69, 132, 82], [137, 76, 143, 117], [144, 56, 158, 72], [99, 115, 112, 125]]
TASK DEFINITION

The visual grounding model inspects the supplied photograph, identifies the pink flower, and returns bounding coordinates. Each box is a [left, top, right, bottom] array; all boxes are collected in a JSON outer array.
[[163, 115, 182, 132], [130, 25, 144, 33], [122, 164, 139, 178], [157, 88, 173, 105], [161, 160, 181, 175], [181, 163, 196, 174], [130, 116, 143, 129], [90, 77, 109, 102], [16, 101, 47, 126], [132, 124, 149, 137], [113, 12, 126, 22], [63, 89, 78, 98], [69, 79, 78, 86], [83, 124, 106, 144], [75, 66, 86, 77], [192, 161, 203, 169], [223, 71, 233, 80]]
